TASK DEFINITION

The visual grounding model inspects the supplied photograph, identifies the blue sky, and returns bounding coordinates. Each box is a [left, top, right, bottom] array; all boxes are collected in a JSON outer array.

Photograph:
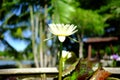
[[0, 4, 52, 52], [0, 30, 30, 52]]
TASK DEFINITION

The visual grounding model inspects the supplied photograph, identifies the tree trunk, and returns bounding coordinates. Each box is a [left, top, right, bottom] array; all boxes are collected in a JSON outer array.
[[77, 34, 83, 58], [39, 18, 44, 67], [29, 6, 39, 68], [79, 41, 83, 58]]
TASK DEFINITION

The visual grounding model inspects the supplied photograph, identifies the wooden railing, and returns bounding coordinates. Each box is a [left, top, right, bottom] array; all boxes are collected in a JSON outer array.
[[0, 67, 120, 79], [0, 67, 58, 80], [93, 67, 120, 74]]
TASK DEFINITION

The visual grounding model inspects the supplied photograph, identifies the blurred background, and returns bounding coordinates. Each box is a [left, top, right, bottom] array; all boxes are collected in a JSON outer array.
[[0, 0, 120, 68]]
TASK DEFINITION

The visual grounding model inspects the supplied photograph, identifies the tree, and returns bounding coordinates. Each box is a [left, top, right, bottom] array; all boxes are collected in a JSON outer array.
[[70, 8, 107, 58], [97, 0, 120, 37]]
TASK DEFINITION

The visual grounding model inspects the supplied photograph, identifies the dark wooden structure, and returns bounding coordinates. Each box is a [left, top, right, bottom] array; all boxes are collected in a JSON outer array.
[[83, 37, 118, 60]]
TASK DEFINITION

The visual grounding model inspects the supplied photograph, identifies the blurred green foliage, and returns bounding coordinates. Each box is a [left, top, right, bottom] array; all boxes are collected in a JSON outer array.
[[0, 0, 120, 64]]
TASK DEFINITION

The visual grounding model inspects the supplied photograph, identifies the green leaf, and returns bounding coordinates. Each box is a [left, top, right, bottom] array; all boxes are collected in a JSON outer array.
[[51, 0, 76, 23]]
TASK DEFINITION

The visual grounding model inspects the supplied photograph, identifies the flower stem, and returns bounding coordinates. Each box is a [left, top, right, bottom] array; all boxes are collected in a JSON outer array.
[[59, 42, 63, 80]]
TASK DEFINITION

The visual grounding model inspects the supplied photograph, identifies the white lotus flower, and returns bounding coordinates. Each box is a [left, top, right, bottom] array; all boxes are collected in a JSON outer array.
[[58, 50, 72, 69], [62, 50, 72, 58], [48, 24, 78, 42]]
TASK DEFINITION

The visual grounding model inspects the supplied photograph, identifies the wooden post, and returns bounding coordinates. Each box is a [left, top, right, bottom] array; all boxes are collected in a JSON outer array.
[[88, 44, 92, 60], [110, 44, 114, 54]]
